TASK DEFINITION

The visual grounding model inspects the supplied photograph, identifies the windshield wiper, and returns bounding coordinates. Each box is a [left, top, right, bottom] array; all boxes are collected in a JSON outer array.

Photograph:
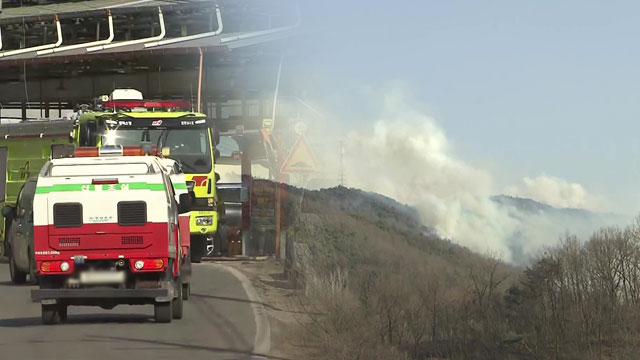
[[177, 160, 199, 173], [141, 129, 150, 142]]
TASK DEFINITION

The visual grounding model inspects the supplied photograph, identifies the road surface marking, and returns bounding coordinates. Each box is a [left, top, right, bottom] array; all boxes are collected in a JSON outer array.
[[206, 263, 272, 359]]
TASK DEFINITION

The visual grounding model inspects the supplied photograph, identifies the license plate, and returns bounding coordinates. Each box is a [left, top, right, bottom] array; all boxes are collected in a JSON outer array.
[[79, 271, 126, 285]]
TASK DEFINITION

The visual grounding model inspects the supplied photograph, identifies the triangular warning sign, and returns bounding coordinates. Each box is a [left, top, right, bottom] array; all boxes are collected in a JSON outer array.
[[280, 135, 317, 174]]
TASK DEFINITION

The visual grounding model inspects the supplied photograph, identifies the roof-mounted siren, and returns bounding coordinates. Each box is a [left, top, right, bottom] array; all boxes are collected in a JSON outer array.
[[102, 89, 145, 112], [100, 89, 191, 112], [111, 89, 144, 101]]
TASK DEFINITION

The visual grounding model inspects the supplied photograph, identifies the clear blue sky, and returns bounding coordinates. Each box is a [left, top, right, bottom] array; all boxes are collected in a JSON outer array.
[[294, 0, 640, 214]]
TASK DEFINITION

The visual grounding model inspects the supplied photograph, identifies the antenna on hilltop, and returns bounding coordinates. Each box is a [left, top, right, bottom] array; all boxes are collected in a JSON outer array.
[[338, 140, 346, 187]]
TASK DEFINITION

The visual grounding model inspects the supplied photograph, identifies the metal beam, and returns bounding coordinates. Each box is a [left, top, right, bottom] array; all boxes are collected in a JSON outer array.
[[144, 5, 223, 49], [37, 10, 114, 56], [87, 7, 165, 52], [0, 15, 62, 58]]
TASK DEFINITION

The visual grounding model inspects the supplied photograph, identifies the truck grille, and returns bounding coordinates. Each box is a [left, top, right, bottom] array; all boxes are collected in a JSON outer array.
[[53, 203, 83, 228], [122, 235, 144, 245], [118, 201, 147, 226], [58, 237, 80, 247]]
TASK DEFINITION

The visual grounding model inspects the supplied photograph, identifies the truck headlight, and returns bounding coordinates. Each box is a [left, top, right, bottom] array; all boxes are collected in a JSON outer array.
[[196, 216, 213, 226]]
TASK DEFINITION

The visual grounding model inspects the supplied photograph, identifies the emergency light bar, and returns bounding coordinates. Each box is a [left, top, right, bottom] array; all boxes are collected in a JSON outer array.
[[99, 145, 124, 157], [102, 100, 191, 110], [74, 146, 159, 158]]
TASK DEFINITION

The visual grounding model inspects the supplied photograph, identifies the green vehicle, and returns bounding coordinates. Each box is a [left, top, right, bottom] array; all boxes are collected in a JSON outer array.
[[0, 119, 75, 256]]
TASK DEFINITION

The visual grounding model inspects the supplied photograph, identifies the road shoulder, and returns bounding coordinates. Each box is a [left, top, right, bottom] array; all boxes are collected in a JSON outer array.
[[210, 259, 303, 360]]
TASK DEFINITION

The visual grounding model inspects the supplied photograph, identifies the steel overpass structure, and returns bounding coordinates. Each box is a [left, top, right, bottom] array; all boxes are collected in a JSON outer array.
[[0, 0, 300, 256]]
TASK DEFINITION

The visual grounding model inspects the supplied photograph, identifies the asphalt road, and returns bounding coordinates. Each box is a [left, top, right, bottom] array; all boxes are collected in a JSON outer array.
[[0, 262, 270, 360]]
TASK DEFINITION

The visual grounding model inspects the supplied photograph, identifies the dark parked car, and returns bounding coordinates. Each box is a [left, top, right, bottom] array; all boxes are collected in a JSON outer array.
[[2, 177, 37, 284]]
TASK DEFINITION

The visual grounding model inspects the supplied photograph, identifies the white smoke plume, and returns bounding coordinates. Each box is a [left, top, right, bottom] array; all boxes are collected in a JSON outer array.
[[505, 175, 605, 211], [343, 94, 518, 260], [337, 89, 625, 263]]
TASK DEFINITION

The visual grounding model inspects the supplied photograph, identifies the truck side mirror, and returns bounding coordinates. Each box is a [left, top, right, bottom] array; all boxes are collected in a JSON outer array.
[[1, 205, 13, 218], [186, 181, 195, 192], [212, 128, 220, 146], [178, 193, 191, 214]]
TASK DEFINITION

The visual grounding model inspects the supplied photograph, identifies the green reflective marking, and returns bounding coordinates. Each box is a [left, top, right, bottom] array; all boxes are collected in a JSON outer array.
[[35, 182, 165, 194], [174, 183, 187, 190], [127, 183, 165, 191]]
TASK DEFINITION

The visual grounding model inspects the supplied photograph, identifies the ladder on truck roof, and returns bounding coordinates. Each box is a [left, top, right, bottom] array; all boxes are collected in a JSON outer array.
[[0, 118, 74, 139]]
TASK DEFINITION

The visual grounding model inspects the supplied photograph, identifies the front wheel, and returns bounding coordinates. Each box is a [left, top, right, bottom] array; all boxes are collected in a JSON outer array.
[[42, 304, 61, 325], [9, 252, 27, 284], [154, 302, 172, 323]]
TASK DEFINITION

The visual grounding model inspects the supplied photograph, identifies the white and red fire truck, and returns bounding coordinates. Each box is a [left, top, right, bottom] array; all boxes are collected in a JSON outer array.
[[30, 145, 191, 324]]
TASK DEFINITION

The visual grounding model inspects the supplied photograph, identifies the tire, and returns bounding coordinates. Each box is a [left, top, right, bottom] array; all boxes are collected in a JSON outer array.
[[42, 304, 61, 325], [9, 252, 27, 285], [191, 236, 205, 263], [180, 253, 192, 279], [180, 255, 191, 301], [172, 283, 183, 319], [2, 220, 11, 257], [154, 302, 172, 323], [182, 282, 190, 301], [59, 305, 68, 322]]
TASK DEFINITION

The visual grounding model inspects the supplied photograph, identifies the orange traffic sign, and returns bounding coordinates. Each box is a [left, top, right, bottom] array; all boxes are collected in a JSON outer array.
[[280, 135, 317, 174]]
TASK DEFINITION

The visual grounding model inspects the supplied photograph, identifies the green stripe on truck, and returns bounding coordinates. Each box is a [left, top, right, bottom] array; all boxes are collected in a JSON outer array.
[[35, 182, 165, 194]]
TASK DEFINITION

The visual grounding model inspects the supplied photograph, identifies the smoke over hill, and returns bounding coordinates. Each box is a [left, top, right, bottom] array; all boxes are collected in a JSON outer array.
[[311, 89, 629, 263]]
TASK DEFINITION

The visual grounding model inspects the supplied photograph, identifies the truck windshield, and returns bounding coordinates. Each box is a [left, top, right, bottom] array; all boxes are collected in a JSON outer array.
[[103, 129, 212, 174]]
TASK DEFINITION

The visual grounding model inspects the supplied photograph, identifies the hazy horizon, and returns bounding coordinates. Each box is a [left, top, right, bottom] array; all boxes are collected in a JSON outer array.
[[291, 0, 640, 217]]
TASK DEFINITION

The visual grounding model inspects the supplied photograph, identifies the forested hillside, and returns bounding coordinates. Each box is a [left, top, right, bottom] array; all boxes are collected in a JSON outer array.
[[285, 186, 640, 359]]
